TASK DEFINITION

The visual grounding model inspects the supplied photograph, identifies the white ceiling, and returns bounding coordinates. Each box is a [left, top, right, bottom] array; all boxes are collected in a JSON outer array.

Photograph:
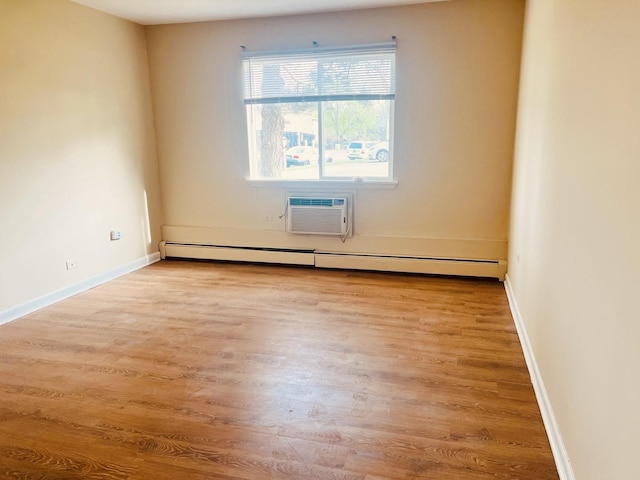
[[69, 0, 448, 25]]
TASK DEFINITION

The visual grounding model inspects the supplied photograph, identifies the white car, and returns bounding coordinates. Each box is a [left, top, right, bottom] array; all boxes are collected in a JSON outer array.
[[285, 146, 318, 167], [347, 141, 376, 160], [367, 141, 390, 162]]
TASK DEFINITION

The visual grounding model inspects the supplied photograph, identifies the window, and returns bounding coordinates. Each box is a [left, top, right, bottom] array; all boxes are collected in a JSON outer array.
[[243, 43, 396, 182]]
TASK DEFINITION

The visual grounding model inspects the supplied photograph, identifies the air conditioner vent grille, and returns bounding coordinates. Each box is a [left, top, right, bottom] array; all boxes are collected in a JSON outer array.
[[289, 197, 334, 207]]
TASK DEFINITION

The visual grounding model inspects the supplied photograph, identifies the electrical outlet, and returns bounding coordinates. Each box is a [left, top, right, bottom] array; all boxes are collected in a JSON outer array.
[[66, 259, 78, 270], [110, 230, 122, 241], [264, 215, 274, 222]]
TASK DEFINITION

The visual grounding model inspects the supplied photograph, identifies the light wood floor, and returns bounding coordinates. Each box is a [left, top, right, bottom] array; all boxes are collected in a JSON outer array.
[[0, 260, 558, 479]]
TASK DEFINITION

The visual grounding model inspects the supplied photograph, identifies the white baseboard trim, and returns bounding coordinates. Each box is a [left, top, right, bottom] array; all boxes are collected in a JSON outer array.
[[504, 274, 574, 480], [0, 252, 161, 327]]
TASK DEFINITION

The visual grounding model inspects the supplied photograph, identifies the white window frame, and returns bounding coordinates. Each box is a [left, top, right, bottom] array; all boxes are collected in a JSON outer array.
[[242, 42, 396, 185]]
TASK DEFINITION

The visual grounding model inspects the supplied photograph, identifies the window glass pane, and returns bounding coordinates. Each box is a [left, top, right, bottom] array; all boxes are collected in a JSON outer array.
[[322, 99, 392, 179], [247, 102, 319, 180], [246, 99, 392, 180]]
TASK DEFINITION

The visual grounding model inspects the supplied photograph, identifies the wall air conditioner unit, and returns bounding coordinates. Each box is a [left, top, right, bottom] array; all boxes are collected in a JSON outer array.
[[286, 196, 350, 236]]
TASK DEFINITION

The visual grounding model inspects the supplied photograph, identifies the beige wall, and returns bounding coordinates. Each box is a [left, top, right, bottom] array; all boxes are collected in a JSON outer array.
[[146, 0, 524, 261], [509, 0, 640, 478], [0, 0, 163, 312]]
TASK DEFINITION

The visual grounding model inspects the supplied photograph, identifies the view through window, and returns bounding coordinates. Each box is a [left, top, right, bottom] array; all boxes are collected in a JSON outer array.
[[243, 43, 396, 181]]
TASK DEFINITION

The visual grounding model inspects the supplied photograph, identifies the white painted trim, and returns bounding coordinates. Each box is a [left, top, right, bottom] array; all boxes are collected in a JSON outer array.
[[504, 274, 574, 480], [0, 252, 161, 326]]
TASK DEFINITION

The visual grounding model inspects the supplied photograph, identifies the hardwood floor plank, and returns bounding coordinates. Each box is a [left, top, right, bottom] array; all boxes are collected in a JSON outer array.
[[0, 260, 558, 479]]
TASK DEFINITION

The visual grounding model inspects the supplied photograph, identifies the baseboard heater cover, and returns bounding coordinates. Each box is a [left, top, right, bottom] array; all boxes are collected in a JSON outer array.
[[160, 242, 315, 266], [315, 252, 506, 280], [160, 242, 507, 280]]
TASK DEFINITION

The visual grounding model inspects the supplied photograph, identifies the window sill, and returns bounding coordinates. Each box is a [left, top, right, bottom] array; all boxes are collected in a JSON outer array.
[[246, 178, 398, 189]]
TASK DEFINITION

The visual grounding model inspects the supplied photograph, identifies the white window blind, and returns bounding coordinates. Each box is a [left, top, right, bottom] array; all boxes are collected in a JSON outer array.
[[243, 43, 396, 105]]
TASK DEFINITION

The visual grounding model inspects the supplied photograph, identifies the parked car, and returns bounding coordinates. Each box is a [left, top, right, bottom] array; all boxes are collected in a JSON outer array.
[[367, 141, 390, 162], [347, 141, 376, 160], [285, 146, 318, 167]]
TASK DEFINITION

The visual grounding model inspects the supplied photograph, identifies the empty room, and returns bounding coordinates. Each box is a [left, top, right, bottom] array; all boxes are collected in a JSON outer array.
[[0, 0, 638, 479]]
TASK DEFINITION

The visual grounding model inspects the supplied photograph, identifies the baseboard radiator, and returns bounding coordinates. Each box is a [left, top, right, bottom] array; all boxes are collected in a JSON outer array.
[[159, 242, 507, 280]]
